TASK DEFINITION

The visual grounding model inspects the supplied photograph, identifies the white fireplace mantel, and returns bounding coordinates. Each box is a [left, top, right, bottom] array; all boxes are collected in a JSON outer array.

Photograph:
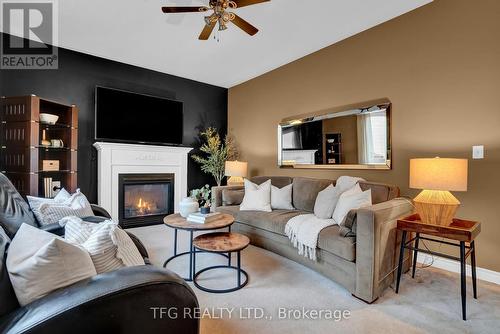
[[93, 142, 192, 221]]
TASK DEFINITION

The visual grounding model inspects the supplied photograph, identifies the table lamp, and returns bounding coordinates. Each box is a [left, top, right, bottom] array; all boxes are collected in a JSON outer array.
[[409, 158, 468, 226], [225, 160, 248, 186]]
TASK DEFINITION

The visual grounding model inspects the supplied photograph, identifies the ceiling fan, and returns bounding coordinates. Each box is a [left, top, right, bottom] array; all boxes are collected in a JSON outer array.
[[161, 0, 270, 40]]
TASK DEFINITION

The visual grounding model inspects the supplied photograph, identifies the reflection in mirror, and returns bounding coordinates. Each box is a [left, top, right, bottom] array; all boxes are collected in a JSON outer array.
[[278, 99, 391, 170]]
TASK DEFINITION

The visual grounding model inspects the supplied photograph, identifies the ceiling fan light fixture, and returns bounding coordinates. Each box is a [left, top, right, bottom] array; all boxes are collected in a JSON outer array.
[[218, 18, 228, 31]]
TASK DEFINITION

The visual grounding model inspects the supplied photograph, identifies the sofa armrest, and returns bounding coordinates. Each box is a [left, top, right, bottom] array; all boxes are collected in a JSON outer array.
[[211, 185, 244, 211], [354, 198, 414, 302], [0, 266, 199, 334], [90, 204, 112, 218]]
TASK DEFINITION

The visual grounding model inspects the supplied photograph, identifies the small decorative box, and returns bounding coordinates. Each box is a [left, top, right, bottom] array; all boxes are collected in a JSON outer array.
[[42, 160, 60, 171]]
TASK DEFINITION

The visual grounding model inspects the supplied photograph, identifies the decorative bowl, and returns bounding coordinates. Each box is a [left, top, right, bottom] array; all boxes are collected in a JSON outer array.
[[39, 113, 59, 125]]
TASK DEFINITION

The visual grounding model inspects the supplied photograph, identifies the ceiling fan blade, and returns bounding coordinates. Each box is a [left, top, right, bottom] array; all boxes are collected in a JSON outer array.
[[232, 0, 270, 8], [231, 14, 259, 36], [161, 6, 208, 13], [199, 21, 216, 40]]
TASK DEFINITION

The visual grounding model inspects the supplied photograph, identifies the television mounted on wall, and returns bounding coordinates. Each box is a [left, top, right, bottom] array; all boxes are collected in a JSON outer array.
[[95, 86, 183, 146]]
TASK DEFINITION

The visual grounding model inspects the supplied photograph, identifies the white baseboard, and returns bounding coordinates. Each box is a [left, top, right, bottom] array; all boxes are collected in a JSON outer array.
[[417, 253, 500, 285]]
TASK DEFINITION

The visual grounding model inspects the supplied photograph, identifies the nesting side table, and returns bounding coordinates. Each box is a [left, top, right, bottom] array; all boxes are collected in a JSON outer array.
[[163, 213, 234, 281], [192, 232, 250, 293]]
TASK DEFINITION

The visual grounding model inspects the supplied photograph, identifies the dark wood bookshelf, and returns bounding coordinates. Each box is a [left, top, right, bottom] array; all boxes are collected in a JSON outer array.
[[323, 133, 343, 164], [0, 95, 78, 197]]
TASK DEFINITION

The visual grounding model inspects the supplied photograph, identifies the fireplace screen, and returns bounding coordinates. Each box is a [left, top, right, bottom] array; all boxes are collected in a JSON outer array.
[[118, 173, 174, 228], [123, 183, 171, 219]]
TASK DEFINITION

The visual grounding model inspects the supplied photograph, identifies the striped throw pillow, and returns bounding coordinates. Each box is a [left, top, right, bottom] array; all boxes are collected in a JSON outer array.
[[34, 190, 94, 226], [27, 189, 71, 225], [63, 218, 144, 274]]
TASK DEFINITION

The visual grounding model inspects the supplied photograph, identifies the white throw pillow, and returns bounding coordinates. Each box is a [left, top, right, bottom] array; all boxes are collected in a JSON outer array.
[[335, 176, 365, 192], [27, 189, 71, 224], [271, 184, 294, 210], [332, 184, 372, 224], [6, 224, 96, 306], [63, 218, 145, 274], [33, 189, 94, 226], [239, 179, 272, 212], [313, 184, 340, 219]]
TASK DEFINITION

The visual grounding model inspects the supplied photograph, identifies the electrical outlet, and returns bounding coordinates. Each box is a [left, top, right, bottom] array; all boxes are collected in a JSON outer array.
[[472, 145, 484, 159]]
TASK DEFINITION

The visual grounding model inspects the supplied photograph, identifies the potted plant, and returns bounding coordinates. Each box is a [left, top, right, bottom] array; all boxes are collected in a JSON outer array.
[[192, 127, 238, 186], [190, 185, 211, 214]]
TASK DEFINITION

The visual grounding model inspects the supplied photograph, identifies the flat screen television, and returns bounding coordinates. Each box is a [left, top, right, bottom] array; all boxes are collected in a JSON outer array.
[[95, 86, 183, 145]]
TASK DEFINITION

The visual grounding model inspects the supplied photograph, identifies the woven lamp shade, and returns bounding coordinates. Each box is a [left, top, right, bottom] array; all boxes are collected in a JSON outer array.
[[410, 158, 468, 226]]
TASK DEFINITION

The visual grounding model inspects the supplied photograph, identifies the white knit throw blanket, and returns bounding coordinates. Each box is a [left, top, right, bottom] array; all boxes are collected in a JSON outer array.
[[284, 214, 336, 261], [284, 176, 364, 261]]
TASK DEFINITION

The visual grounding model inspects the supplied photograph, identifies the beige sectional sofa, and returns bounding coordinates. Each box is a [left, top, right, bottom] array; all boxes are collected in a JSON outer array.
[[212, 176, 414, 303]]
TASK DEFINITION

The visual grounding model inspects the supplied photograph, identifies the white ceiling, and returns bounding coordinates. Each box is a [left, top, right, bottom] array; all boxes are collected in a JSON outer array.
[[9, 0, 432, 88]]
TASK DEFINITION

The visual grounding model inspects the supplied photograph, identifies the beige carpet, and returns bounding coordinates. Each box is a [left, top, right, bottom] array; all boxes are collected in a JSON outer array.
[[129, 224, 500, 334]]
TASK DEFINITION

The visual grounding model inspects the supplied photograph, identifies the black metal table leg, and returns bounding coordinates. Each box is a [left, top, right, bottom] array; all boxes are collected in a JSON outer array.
[[460, 241, 467, 320], [471, 241, 477, 299], [228, 226, 232, 266], [193, 241, 196, 278], [395, 231, 407, 293], [173, 229, 178, 256], [412, 233, 420, 278], [237, 251, 241, 286], [189, 231, 194, 281]]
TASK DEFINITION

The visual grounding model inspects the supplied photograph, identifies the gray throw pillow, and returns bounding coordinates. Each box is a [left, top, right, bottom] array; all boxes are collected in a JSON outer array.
[[313, 184, 340, 219], [222, 189, 245, 206], [339, 210, 357, 237]]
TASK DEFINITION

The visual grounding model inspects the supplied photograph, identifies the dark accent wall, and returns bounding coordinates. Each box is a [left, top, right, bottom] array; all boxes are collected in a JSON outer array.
[[0, 33, 228, 203]]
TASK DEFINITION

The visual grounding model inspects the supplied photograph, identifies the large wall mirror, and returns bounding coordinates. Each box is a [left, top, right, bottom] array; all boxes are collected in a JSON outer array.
[[278, 98, 391, 170]]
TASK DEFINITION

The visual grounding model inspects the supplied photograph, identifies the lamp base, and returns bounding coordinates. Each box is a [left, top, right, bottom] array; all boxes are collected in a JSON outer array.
[[227, 176, 244, 186], [414, 190, 460, 226]]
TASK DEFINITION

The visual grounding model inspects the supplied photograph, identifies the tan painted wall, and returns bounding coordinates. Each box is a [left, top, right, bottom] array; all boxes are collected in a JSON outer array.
[[228, 0, 500, 272]]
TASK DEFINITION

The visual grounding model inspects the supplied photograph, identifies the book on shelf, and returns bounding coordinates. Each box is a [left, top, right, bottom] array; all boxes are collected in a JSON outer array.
[[43, 177, 52, 198], [187, 212, 221, 224], [43, 178, 62, 198]]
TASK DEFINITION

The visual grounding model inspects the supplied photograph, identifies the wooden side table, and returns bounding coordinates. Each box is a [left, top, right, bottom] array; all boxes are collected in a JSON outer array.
[[193, 232, 250, 293], [163, 213, 234, 281], [395, 214, 481, 320]]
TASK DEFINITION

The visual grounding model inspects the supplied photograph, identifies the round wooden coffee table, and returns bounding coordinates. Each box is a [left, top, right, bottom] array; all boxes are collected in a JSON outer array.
[[163, 213, 234, 281], [192, 232, 250, 293]]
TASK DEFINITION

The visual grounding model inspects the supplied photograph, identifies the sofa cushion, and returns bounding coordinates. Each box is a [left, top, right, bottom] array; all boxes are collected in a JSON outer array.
[[250, 176, 293, 189], [235, 210, 307, 235], [215, 205, 240, 216], [292, 177, 333, 212], [222, 189, 245, 206], [338, 210, 357, 237], [318, 225, 356, 262], [359, 181, 399, 204], [0, 174, 38, 238]]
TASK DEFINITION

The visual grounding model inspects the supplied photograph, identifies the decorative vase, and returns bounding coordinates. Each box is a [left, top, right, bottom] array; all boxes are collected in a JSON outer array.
[[200, 207, 210, 214], [179, 197, 199, 218]]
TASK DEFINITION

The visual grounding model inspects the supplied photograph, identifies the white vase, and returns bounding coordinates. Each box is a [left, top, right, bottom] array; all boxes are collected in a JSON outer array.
[[179, 197, 199, 217]]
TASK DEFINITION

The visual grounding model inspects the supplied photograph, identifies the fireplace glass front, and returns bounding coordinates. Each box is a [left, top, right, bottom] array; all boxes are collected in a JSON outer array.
[[123, 183, 171, 219], [118, 173, 174, 228]]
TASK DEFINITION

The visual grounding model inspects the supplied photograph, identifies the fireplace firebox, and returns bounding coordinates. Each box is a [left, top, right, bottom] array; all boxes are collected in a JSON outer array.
[[118, 173, 174, 228]]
